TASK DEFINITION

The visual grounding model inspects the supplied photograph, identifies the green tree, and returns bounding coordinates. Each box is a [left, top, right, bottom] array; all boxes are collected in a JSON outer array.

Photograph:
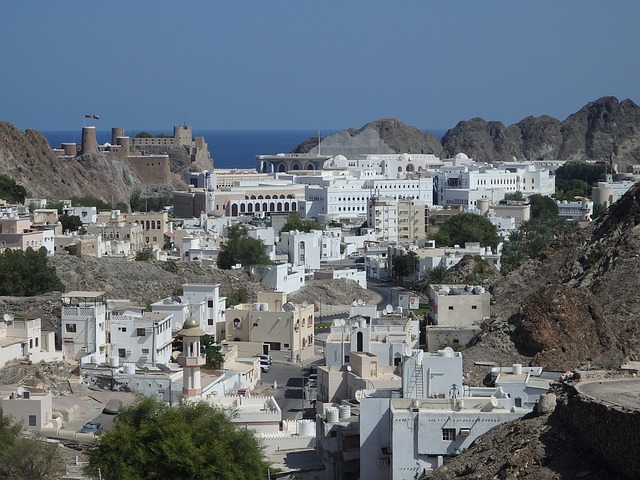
[[417, 265, 453, 295], [504, 191, 524, 201], [0, 174, 27, 204], [528, 194, 559, 220], [555, 162, 606, 197], [135, 246, 154, 261], [432, 213, 499, 249], [84, 397, 271, 480], [217, 224, 271, 269], [226, 286, 249, 307], [0, 248, 64, 296], [59, 213, 83, 234], [71, 196, 112, 210], [279, 213, 322, 233], [393, 252, 417, 278], [0, 411, 65, 480]]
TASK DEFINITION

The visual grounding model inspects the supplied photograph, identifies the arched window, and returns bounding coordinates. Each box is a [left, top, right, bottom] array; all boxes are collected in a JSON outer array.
[[357, 331, 364, 352], [284, 203, 290, 212], [240, 204, 246, 213], [231, 204, 239, 216]]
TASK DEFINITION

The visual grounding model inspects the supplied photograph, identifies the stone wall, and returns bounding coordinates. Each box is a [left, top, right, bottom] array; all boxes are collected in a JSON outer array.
[[557, 376, 640, 479]]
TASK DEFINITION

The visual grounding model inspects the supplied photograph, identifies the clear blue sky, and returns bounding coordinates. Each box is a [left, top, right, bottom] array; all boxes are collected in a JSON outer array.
[[2, 1, 638, 133]]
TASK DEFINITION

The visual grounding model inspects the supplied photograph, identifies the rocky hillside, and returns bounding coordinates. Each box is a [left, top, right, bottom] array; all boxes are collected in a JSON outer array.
[[0, 121, 207, 206], [294, 97, 640, 169], [457, 180, 640, 387]]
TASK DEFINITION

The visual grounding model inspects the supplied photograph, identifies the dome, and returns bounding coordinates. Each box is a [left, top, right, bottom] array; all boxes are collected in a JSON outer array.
[[399, 153, 412, 162], [177, 317, 207, 337], [334, 154, 347, 162], [455, 152, 469, 161]]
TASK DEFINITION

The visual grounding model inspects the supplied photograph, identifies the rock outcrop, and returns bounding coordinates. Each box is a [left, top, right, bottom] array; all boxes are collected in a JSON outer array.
[[294, 97, 640, 169]]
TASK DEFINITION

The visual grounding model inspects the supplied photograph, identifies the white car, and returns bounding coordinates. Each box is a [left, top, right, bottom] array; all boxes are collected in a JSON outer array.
[[255, 354, 272, 365]]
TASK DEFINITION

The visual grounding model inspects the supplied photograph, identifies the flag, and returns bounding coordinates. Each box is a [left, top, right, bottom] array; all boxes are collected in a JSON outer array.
[[92, 114, 100, 119], [84, 114, 92, 118]]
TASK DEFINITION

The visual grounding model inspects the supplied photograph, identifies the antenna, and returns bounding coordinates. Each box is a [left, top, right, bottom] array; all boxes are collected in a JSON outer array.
[[317, 130, 321, 156]]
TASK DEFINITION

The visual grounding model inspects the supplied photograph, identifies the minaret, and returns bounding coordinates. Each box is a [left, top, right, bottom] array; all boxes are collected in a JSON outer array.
[[176, 317, 207, 399]]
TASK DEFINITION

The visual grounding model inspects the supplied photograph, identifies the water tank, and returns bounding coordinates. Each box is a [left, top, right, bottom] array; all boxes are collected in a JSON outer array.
[[513, 363, 523, 375], [326, 407, 339, 423], [109, 356, 119, 368], [253, 303, 262, 311], [339, 405, 351, 419], [298, 419, 315, 436], [123, 363, 135, 375]]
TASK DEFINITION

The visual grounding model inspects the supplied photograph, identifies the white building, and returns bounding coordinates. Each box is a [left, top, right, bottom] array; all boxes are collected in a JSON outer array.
[[110, 311, 174, 367], [556, 198, 593, 222], [356, 349, 554, 479], [182, 283, 226, 340], [60, 291, 108, 364], [278, 230, 322, 271], [367, 196, 398, 243], [591, 174, 637, 208], [250, 263, 306, 294], [0, 316, 59, 367]]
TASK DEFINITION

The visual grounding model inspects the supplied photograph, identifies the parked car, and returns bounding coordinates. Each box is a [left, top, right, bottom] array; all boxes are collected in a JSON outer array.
[[254, 354, 272, 365], [348, 252, 363, 259], [260, 361, 270, 373], [80, 421, 102, 434], [102, 399, 123, 415], [307, 373, 318, 387]]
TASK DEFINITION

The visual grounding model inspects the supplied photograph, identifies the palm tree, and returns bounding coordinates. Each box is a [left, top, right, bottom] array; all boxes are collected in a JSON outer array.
[[417, 265, 453, 295]]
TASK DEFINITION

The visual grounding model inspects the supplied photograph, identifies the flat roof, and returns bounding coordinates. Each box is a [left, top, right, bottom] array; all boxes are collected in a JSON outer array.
[[63, 291, 106, 298]]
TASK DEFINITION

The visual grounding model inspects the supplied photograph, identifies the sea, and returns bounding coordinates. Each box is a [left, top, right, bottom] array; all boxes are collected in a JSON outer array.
[[42, 128, 447, 171]]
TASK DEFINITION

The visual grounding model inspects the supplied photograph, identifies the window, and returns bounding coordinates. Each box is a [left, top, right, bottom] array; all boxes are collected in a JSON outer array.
[[442, 428, 456, 441], [208, 300, 214, 308], [208, 318, 214, 325], [65, 324, 77, 333], [472, 305, 477, 310], [142, 349, 149, 355], [118, 349, 126, 358], [28, 415, 37, 427], [137, 328, 146, 336], [448, 306, 454, 310]]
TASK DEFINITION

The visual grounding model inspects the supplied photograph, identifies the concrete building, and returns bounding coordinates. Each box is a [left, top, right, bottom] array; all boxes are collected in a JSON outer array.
[[224, 292, 315, 363], [85, 210, 145, 255], [314, 268, 367, 289], [127, 211, 170, 250], [0, 389, 53, 431], [556, 198, 593, 222], [110, 310, 174, 367], [426, 284, 490, 326], [250, 263, 306, 295], [278, 230, 322, 271], [182, 283, 226, 340], [591, 174, 637, 208], [367, 196, 398, 243], [0, 316, 59, 367], [60, 291, 108, 364]]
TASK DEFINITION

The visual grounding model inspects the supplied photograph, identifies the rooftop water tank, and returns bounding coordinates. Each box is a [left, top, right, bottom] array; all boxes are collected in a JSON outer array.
[[326, 407, 339, 423], [109, 357, 119, 368], [513, 363, 523, 375], [299, 419, 315, 436], [123, 363, 135, 375], [339, 405, 351, 419]]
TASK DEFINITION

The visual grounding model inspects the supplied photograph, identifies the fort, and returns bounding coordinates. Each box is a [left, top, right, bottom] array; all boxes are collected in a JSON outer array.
[[54, 125, 212, 186]]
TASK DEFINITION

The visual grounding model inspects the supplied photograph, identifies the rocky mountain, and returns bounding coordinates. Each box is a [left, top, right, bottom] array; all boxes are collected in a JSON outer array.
[[294, 97, 640, 170], [293, 118, 444, 158]]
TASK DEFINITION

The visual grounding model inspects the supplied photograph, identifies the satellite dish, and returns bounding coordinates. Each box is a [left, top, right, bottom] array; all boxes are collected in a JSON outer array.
[[385, 304, 393, 314], [282, 302, 295, 312], [351, 301, 358, 307], [354, 390, 363, 402], [357, 299, 364, 306], [3, 313, 14, 322], [346, 365, 352, 372], [404, 347, 413, 357], [490, 396, 499, 407], [175, 323, 183, 331], [106, 301, 116, 310], [302, 301, 309, 307], [340, 319, 346, 326]]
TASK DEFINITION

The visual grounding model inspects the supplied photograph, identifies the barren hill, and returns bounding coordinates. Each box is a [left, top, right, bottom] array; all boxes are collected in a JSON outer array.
[[294, 97, 640, 169]]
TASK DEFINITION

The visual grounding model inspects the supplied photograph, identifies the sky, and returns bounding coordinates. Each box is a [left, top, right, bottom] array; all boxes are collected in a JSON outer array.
[[1, 1, 639, 133]]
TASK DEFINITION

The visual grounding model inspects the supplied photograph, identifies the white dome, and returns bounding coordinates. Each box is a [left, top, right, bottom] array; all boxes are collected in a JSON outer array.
[[399, 153, 412, 162], [334, 154, 347, 162], [455, 152, 469, 161]]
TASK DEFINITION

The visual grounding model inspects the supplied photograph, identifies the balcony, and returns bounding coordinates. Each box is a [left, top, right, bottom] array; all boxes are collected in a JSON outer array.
[[177, 354, 207, 367]]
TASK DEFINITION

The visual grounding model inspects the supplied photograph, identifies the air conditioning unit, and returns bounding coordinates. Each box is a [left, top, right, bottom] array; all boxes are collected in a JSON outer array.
[[459, 428, 471, 436]]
